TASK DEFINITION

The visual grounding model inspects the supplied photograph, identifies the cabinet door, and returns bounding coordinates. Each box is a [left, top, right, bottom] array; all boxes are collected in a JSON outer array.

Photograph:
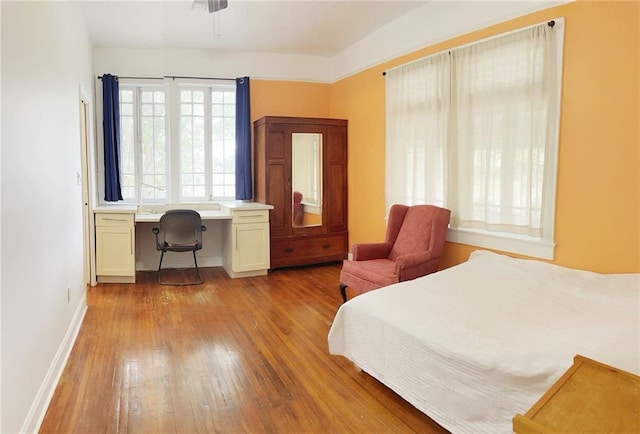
[[233, 222, 270, 272], [264, 126, 290, 238], [96, 226, 135, 276], [325, 124, 348, 233]]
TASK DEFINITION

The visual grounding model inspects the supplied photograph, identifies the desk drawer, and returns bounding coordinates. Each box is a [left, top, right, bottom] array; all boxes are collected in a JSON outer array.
[[96, 213, 134, 227], [232, 210, 269, 224]]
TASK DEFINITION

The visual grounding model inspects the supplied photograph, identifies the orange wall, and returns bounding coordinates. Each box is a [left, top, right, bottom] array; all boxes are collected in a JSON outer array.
[[251, 1, 640, 273], [250, 80, 331, 120], [330, 0, 639, 273]]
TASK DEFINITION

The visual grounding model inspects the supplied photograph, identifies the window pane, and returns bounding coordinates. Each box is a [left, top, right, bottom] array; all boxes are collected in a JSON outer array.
[[139, 89, 167, 201], [212, 104, 224, 117], [179, 88, 207, 199], [120, 90, 133, 103], [210, 87, 236, 199], [194, 103, 204, 116], [119, 89, 136, 201], [223, 104, 235, 117]]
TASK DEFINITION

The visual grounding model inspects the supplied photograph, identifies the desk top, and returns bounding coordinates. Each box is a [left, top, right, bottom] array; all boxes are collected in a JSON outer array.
[[135, 209, 231, 223], [94, 201, 273, 223]]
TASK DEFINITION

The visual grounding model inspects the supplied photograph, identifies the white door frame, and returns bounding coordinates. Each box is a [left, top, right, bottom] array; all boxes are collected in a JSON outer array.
[[79, 95, 93, 287]]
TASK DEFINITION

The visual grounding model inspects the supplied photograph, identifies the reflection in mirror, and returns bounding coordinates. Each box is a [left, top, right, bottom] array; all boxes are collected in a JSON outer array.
[[292, 133, 322, 227]]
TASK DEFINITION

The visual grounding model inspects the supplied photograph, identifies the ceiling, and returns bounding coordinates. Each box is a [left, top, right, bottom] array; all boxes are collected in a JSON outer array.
[[73, 0, 431, 57]]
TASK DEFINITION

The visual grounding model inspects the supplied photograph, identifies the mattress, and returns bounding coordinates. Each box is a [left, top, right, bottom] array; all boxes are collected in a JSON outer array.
[[328, 250, 640, 433]]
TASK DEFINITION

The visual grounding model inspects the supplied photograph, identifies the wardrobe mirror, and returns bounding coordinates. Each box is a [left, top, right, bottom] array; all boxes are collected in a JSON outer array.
[[291, 133, 322, 227]]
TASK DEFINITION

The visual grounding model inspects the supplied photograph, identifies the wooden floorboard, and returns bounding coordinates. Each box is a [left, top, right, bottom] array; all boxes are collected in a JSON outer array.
[[40, 264, 448, 433]]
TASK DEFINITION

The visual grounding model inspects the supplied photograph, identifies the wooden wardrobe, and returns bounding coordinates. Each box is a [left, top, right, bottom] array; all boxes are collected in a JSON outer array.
[[254, 116, 348, 269]]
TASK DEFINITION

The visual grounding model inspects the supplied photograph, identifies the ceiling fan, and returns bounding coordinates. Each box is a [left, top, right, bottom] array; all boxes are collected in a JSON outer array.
[[192, 0, 228, 13], [207, 0, 228, 13]]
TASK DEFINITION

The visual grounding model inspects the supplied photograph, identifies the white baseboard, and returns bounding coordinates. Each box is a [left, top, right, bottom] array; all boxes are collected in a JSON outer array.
[[20, 294, 87, 433]]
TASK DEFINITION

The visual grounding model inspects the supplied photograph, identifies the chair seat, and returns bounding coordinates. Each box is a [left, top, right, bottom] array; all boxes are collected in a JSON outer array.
[[340, 258, 399, 294], [164, 241, 199, 252]]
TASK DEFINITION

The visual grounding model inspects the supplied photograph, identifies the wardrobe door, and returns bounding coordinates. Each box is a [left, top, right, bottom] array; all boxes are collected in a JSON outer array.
[[325, 123, 348, 234], [263, 123, 290, 238]]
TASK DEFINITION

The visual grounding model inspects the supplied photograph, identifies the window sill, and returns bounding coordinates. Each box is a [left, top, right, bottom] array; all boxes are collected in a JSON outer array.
[[446, 227, 555, 260], [301, 203, 321, 215]]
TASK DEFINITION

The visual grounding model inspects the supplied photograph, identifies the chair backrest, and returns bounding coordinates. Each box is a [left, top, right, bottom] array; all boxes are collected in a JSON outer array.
[[157, 209, 203, 250], [292, 191, 304, 225], [387, 204, 451, 261]]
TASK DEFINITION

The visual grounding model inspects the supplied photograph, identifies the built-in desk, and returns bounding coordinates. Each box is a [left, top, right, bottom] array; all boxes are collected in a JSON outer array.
[[135, 209, 231, 223], [93, 202, 272, 284]]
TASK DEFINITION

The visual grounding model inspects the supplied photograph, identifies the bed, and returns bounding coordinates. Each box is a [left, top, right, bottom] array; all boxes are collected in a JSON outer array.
[[328, 250, 640, 433]]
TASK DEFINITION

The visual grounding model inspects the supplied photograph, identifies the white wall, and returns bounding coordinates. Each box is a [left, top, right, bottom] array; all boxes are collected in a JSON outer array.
[[1, 2, 94, 432], [93, 46, 332, 82]]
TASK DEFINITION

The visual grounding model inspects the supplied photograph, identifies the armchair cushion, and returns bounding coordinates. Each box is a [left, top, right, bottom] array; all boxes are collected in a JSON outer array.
[[389, 206, 436, 260], [340, 259, 399, 293]]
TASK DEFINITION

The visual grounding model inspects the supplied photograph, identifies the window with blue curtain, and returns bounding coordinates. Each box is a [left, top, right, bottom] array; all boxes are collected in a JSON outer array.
[[101, 75, 252, 204]]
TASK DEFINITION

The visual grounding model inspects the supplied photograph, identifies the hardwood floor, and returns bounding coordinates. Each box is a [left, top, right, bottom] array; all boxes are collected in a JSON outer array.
[[40, 264, 448, 433]]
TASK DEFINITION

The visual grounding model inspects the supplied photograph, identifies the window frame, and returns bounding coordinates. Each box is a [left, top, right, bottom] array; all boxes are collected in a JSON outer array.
[[173, 82, 237, 202], [97, 77, 236, 206], [118, 82, 170, 204]]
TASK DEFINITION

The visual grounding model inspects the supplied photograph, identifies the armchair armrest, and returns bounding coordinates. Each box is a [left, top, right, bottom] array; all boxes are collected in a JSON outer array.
[[352, 242, 393, 261], [395, 251, 438, 281]]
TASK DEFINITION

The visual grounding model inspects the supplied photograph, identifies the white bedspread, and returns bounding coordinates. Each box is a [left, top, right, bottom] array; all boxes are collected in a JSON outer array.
[[328, 250, 640, 433]]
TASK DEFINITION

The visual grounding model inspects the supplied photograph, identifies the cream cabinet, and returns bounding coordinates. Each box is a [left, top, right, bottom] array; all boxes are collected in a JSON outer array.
[[223, 209, 270, 278], [95, 212, 135, 283]]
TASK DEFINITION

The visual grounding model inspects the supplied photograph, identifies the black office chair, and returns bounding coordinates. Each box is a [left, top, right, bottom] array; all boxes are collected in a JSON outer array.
[[152, 209, 206, 285]]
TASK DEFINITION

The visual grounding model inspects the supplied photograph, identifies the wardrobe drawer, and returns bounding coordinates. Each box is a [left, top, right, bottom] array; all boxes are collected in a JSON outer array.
[[271, 233, 347, 267]]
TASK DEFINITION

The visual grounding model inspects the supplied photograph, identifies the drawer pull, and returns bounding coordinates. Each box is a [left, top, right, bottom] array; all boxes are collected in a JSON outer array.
[[322, 244, 331, 249], [238, 214, 262, 218], [284, 247, 294, 253], [103, 217, 128, 222]]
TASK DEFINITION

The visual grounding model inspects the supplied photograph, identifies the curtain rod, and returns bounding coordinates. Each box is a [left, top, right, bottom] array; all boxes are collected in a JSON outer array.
[[97, 75, 236, 81], [382, 19, 557, 77]]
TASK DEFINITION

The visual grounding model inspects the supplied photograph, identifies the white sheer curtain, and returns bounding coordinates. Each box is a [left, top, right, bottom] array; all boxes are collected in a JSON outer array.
[[385, 52, 449, 210], [449, 24, 553, 237], [385, 22, 559, 241]]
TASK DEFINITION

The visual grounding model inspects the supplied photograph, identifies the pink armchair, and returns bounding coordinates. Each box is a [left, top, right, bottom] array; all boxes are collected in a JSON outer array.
[[339, 204, 451, 303]]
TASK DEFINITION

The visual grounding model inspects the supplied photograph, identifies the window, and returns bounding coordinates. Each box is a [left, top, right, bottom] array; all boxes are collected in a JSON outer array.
[[179, 86, 236, 201], [119, 86, 167, 202], [114, 79, 236, 204], [385, 20, 563, 259]]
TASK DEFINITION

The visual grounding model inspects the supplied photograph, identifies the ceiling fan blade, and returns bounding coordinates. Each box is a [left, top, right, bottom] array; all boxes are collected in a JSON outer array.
[[207, 0, 228, 13]]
